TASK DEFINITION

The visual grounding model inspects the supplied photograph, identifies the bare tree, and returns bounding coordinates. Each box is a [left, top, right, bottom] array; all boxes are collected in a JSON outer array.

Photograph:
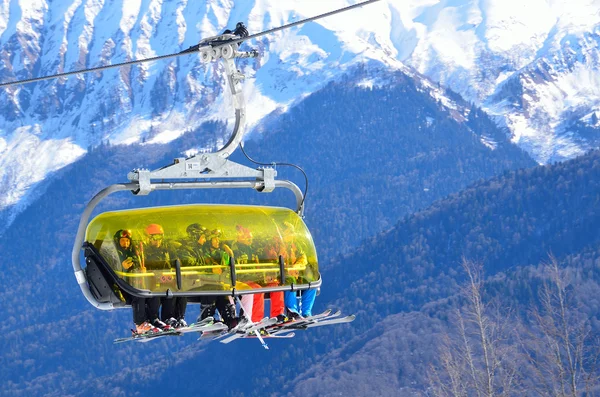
[[428, 259, 521, 397], [519, 255, 600, 396]]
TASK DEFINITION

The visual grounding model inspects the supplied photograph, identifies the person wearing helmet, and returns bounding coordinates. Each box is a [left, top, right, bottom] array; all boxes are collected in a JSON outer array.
[[113, 229, 157, 335], [176, 223, 211, 328], [231, 225, 264, 323], [142, 223, 183, 330], [205, 228, 234, 269], [178, 223, 209, 267], [265, 222, 315, 319], [281, 222, 315, 318], [114, 229, 139, 271], [180, 224, 238, 329]]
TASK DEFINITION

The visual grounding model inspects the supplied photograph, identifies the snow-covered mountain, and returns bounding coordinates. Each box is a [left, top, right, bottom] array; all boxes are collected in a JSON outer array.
[[0, 0, 599, 226], [390, 0, 600, 163]]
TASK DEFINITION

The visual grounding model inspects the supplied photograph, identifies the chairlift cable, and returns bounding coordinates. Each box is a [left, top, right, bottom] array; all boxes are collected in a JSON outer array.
[[0, 0, 382, 88], [0, 51, 188, 88], [227, 0, 383, 47]]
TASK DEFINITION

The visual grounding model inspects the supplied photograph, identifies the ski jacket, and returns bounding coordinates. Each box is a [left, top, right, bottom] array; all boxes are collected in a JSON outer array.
[[205, 244, 231, 275], [143, 243, 172, 270], [177, 240, 208, 267], [114, 244, 145, 289], [115, 246, 142, 272], [265, 239, 308, 282], [265, 240, 307, 266], [232, 241, 258, 264]]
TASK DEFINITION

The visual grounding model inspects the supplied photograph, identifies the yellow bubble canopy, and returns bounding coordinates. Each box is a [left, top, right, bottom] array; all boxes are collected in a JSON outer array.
[[84, 204, 320, 297]]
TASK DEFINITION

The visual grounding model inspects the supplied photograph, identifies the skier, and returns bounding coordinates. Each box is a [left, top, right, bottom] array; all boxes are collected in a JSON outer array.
[[231, 224, 263, 322], [205, 228, 235, 269], [269, 222, 316, 319], [182, 224, 239, 329], [113, 229, 157, 334], [177, 223, 209, 268], [262, 236, 290, 323], [143, 223, 185, 329]]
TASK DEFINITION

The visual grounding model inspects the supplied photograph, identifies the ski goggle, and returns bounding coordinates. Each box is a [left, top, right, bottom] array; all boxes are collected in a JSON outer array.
[[188, 226, 207, 239], [208, 229, 222, 239], [149, 234, 164, 241]]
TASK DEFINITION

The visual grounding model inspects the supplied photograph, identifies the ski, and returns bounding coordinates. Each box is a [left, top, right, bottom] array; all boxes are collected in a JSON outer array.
[[245, 332, 296, 339], [305, 314, 355, 328], [114, 328, 179, 344], [196, 322, 228, 333], [218, 317, 278, 345], [175, 319, 227, 335], [114, 317, 222, 343], [287, 309, 340, 325], [265, 309, 340, 333], [134, 331, 179, 343], [276, 314, 356, 333], [198, 329, 229, 341]]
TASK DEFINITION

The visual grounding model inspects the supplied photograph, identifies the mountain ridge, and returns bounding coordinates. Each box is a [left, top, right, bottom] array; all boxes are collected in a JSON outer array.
[[2, 0, 600, 227]]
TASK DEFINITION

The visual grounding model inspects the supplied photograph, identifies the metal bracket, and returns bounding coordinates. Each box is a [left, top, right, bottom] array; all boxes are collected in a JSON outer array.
[[128, 154, 277, 196], [260, 168, 276, 192]]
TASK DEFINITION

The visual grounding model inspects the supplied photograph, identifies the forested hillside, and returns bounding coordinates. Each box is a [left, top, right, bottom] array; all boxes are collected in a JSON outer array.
[[0, 70, 534, 396], [284, 149, 600, 395], [287, 252, 600, 395], [322, 148, 600, 320]]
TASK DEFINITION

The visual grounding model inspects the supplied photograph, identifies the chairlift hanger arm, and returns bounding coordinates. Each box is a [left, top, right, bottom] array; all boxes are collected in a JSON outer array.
[[126, 46, 270, 194]]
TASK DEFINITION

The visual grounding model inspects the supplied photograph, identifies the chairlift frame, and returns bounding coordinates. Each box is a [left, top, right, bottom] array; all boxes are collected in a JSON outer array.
[[71, 32, 316, 311]]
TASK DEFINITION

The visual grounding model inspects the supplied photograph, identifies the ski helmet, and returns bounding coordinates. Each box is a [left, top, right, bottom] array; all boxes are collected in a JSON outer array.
[[187, 223, 207, 240], [207, 229, 222, 240], [146, 223, 164, 235], [114, 229, 132, 242]]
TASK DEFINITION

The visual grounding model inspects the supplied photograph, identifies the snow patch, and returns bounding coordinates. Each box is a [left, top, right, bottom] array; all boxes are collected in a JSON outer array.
[[147, 128, 185, 145], [483, 0, 555, 53], [0, 0, 11, 38], [120, 0, 141, 35], [357, 79, 374, 89], [480, 136, 497, 150], [0, 127, 85, 208]]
